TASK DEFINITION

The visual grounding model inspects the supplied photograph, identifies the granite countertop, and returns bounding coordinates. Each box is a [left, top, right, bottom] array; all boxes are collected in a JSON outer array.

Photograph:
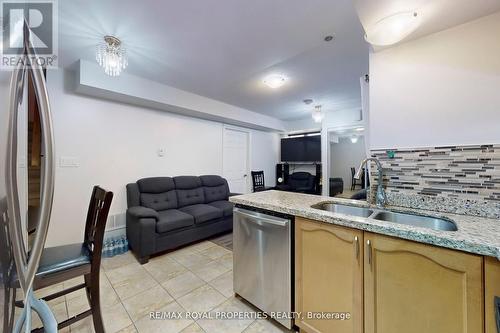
[[230, 190, 500, 259]]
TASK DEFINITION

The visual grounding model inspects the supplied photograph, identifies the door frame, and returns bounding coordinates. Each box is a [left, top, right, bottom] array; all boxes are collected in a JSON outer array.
[[222, 124, 251, 194], [322, 124, 367, 196]]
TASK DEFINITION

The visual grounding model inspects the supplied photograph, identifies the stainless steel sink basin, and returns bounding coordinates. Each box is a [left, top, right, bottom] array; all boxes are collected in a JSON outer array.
[[372, 211, 458, 231], [313, 203, 374, 218]]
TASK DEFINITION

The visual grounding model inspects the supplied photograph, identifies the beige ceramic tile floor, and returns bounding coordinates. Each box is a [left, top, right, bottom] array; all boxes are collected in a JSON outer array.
[[21, 240, 293, 333]]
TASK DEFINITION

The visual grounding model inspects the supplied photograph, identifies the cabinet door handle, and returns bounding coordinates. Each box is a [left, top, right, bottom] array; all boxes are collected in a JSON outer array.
[[366, 240, 372, 267], [354, 236, 359, 259], [495, 296, 500, 333]]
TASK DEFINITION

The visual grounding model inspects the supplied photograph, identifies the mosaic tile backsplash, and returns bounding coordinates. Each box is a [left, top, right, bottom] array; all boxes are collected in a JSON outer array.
[[369, 144, 500, 219]]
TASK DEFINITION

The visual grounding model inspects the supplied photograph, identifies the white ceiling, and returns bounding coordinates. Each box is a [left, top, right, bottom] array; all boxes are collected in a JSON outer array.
[[354, 0, 500, 51], [57, 0, 369, 121], [4, 1, 498, 119]]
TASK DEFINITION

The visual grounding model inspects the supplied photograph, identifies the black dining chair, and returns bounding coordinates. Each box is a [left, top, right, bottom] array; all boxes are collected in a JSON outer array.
[[16, 186, 113, 333], [251, 171, 273, 192]]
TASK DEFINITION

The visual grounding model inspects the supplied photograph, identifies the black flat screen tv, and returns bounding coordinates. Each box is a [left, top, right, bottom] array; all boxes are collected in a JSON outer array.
[[281, 135, 321, 162]]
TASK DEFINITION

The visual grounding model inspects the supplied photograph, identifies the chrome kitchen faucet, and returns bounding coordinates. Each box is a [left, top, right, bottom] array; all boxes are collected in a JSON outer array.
[[355, 158, 388, 208]]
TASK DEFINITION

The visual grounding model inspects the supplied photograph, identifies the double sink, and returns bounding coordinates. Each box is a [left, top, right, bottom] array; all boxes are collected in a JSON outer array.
[[312, 203, 457, 232]]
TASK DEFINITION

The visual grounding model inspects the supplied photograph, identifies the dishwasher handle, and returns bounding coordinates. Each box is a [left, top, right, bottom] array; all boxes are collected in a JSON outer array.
[[234, 208, 289, 227]]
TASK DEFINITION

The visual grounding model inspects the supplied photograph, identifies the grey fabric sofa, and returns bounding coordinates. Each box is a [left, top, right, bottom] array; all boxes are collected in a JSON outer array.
[[126, 175, 234, 264]]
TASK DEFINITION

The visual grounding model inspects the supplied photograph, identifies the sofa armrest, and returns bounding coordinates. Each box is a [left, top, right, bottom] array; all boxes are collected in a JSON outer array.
[[126, 210, 157, 262], [127, 206, 159, 220]]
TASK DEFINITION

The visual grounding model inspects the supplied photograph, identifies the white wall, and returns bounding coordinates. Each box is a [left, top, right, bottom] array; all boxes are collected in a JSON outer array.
[[45, 70, 280, 246], [330, 136, 366, 189], [77, 60, 285, 132], [250, 130, 280, 188], [370, 11, 500, 149]]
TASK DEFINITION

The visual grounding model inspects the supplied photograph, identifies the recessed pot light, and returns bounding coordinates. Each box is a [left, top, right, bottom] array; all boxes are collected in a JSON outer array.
[[364, 11, 420, 46], [263, 74, 287, 89]]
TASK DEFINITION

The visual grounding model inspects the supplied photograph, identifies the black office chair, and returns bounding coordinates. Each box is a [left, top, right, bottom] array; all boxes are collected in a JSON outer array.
[[251, 171, 274, 192]]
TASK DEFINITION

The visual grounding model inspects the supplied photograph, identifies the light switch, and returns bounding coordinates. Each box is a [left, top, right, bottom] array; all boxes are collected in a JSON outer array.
[[59, 156, 80, 168]]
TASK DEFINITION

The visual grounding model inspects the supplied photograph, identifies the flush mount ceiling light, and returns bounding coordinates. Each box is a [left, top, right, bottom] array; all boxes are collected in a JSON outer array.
[[312, 105, 324, 123], [350, 135, 359, 143], [364, 11, 420, 46], [96, 35, 128, 76], [263, 74, 287, 89]]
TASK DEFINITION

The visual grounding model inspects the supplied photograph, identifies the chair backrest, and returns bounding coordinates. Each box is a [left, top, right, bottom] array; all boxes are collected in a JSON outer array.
[[251, 171, 265, 191], [351, 167, 356, 177], [84, 186, 113, 270]]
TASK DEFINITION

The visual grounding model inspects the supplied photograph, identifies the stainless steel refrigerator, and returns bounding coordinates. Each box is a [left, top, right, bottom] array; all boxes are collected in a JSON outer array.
[[1, 23, 57, 333]]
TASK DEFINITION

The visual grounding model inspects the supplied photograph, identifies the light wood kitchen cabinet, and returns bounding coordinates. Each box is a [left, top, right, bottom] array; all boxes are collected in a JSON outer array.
[[363, 232, 484, 333], [485, 256, 500, 333], [295, 217, 364, 333]]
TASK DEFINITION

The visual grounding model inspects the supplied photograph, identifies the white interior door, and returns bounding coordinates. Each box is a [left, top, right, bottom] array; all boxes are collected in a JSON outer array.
[[223, 127, 249, 194]]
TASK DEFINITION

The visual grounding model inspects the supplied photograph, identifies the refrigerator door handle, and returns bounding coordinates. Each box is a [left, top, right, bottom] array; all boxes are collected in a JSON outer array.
[[23, 35, 56, 294], [6, 55, 28, 291], [5, 21, 56, 295]]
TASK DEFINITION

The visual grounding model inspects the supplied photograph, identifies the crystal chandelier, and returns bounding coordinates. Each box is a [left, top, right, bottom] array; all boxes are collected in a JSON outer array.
[[96, 36, 128, 76], [312, 105, 324, 123]]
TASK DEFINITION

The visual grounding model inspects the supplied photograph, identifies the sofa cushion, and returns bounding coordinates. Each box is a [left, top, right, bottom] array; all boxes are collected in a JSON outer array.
[[173, 176, 202, 189], [200, 175, 225, 187], [200, 175, 229, 203], [174, 176, 205, 207], [207, 200, 233, 217], [179, 204, 223, 224], [203, 185, 229, 203], [156, 209, 194, 233], [138, 177, 175, 193], [126, 183, 141, 207], [137, 177, 178, 211], [140, 191, 178, 211]]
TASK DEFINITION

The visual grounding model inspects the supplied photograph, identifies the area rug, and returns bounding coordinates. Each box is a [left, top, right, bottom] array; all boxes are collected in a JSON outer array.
[[210, 232, 233, 251]]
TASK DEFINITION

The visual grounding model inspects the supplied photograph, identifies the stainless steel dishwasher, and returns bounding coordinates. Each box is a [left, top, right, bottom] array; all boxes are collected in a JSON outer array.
[[233, 206, 293, 329]]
